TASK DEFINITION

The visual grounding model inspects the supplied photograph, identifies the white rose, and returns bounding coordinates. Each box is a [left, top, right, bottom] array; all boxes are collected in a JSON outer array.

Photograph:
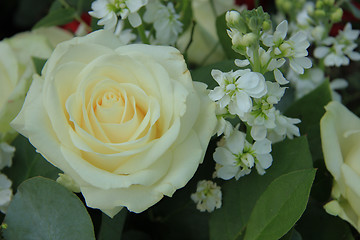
[[11, 30, 217, 217], [177, 0, 242, 65], [321, 101, 360, 232], [0, 27, 72, 142]]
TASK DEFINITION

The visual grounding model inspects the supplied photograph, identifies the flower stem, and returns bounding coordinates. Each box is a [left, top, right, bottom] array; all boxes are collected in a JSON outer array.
[[137, 24, 149, 44]]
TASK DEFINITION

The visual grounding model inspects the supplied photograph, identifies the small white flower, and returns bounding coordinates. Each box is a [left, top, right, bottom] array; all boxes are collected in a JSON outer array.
[[89, 0, 148, 29], [0, 173, 12, 214], [209, 69, 267, 118], [0, 142, 15, 170], [242, 81, 285, 140], [262, 20, 288, 47], [267, 110, 301, 143], [113, 21, 136, 44], [144, 0, 183, 45], [314, 23, 360, 67], [286, 32, 312, 74], [213, 130, 273, 180], [191, 180, 222, 213], [90, 0, 118, 30]]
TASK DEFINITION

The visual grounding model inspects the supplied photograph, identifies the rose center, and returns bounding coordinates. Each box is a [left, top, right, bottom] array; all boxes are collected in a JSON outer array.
[[94, 90, 127, 124]]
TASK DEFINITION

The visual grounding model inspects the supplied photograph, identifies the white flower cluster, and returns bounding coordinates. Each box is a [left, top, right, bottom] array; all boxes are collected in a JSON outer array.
[[262, 20, 312, 78], [191, 180, 222, 212], [274, 1, 359, 100], [89, 0, 147, 42], [209, 9, 303, 181], [314, 23, 360, 67], [143, 0, 183, 45], [214, 130, 273, 179]]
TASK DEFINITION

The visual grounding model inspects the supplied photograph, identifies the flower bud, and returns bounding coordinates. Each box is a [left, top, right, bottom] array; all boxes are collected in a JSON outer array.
[[226, 11, 241, 27], [262, 20, 272, 32], [315, 9, 326, 18], [331, 8, 343, 23], [242, 33, 257, 47]]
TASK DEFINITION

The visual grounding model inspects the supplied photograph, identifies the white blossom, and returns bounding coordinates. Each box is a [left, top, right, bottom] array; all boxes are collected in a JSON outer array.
[[0, 142, 15, 170], [314, 23, 360, 67], [267, 110, 301, 143], [89, 0, 148, 29], [242, 82, 285, 140], [0, 173, 12, 213], [262, 20, 312, 76], [191, 180, 222, 212], [213, 130, 273, 179], [262, 20, 288, 48], [144, 0, 183, 45], [209, 69, 267, 118], [286, 32, 312, 74]]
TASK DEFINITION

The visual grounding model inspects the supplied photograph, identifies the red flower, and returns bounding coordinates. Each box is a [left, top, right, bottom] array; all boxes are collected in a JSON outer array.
[[60, 12, 92, 34]]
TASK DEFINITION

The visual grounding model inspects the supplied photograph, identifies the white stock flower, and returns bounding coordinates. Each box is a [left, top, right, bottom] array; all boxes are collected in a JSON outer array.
[[314, 23, 360, 67], [286, 32, 312, 74], [242, 82, 285, 140], [90, 0, 148, 28], [144, 0, 182, 45], [0, 173, 12, 213], [262, 20, 288, 48], [191, 180, 222, 212], [0, 142, 15, 170], [262, 20, 311, 75], [267, 110, 301, 143], [213, 130, 273, 180], [209, 69, 267, 118]]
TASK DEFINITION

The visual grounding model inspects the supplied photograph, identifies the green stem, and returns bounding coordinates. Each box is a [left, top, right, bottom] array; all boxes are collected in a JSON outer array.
[[137, 24, 149, 44], [252, 44, 261, 72], [183, 21, 196, 62]]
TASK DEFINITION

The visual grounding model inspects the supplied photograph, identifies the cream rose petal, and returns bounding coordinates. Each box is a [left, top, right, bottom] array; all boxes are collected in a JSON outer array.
[[321, 101, 360, 179]]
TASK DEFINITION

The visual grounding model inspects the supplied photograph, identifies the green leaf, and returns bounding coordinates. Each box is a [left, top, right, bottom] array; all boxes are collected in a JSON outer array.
[[296, 199, 355, 240], [3, 135, 60, 190], [209, 137, 313, 240], [98, 210, 127, 240], [244, 169, 316, 240], [191, 59, 236, 89], [285, 80, 332, 161], [32, 57, 47, 75], [33, 7, 76, 29], [216, 12, 239, 59], [3, 177, 95, 240]]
